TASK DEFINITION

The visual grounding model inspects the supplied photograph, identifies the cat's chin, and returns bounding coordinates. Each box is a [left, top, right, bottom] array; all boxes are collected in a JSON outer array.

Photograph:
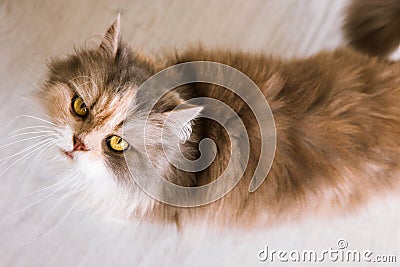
[[53, 148, 154, 219]]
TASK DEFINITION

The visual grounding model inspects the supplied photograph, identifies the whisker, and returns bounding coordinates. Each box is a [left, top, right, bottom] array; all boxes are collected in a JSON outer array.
[[0, 138, 52, 162], [17, 143, 54, 181], [24, 171, 78, 197], [68, 80, 96, 98], [4, 125, 56, 140], [4, 130, 57, 141], [69, 75, 99, 91], [29, 188, 84, 244], [15, 174, 77, 215], [0, 140, 55, 178], [0, 134, 57, 151], [69, 208, 93, 235], [17, 115, 58, 127], [0, 115, 33, 134], [34, 182, 81, 232]]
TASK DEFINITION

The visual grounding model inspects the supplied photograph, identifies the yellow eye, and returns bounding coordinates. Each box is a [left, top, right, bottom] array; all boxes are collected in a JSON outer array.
[[107, 135, 129, 152], [72, 96, 88, 117]]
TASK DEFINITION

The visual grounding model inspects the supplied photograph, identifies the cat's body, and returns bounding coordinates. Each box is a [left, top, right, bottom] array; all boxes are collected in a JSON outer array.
[[150, 47, 400, 227], [38, 0, 400, 228]]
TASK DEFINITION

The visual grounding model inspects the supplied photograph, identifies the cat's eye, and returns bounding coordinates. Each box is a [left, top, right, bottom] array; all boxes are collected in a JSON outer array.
[[107, 135, 129, 152], [72, 96, 88, 118]]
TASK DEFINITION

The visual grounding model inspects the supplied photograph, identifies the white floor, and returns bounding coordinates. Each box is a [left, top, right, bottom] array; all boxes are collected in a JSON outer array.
[[1, 0, 399, 266]]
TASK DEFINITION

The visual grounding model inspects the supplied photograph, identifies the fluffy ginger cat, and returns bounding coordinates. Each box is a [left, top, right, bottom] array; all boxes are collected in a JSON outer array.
[[37, 0, 400, 228]]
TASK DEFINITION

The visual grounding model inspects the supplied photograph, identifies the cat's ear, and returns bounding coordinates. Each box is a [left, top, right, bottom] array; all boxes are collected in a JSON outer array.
[[165, 103, 203, 142], [168, 103, 203, 125], [99, 14, 121, 57]]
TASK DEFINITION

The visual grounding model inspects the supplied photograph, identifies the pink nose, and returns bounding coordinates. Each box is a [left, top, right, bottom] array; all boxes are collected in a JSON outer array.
[[73, 136, 88, 152]]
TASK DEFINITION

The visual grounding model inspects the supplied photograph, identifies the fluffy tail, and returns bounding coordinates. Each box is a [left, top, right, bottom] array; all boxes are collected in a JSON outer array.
[[343, 0, 400, 57]]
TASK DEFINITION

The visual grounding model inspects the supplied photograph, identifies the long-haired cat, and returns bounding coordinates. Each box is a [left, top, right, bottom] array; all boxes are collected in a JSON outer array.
[[37, 0, 400, 228]]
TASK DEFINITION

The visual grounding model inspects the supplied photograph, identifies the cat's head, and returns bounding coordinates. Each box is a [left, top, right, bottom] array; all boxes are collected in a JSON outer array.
[[38, 16, 202, 216]]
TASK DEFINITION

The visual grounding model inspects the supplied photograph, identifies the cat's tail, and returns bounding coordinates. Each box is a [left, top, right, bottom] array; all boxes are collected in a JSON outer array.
[[343, 0, 400, 57]]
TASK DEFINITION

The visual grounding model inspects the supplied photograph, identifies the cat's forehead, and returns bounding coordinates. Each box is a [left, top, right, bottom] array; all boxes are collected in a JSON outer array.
[[47, 45, 155, 93], [70, 80, 137, 129], [43, 44, 162, 132], [48, 46, 154, 104], [68, 75, 136, 107]]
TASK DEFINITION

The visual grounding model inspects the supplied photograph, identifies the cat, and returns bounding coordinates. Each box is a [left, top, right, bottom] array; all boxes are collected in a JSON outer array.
[[36, 0, 400, 229]]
